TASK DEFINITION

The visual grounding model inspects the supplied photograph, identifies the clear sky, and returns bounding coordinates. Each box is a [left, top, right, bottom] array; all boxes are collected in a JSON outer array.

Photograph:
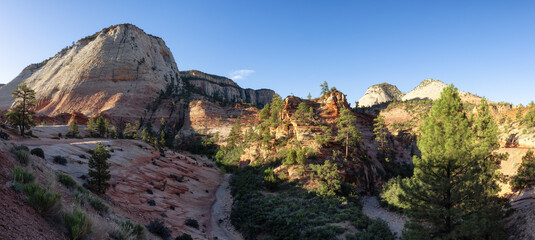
[[1, 1, 534, 105]]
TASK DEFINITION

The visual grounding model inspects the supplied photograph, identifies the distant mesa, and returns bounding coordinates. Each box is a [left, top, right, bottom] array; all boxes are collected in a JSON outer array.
[[358, 82, 404, 107]]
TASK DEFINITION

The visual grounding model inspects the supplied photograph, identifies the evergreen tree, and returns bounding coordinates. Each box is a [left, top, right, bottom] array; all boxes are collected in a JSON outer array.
[[67, 119, 79, 137], [307, 92, 312, 99], [6, 83, 36, 136], [96, 117, 107, 137], [373, 115, 389, 157], [269, 94, 284, 126], [310, 160, 341, 196], [336, 108, 361, 159], [123, 121, 140, 139], [320, 81, 329, 96], [88, 143, 111, 194], [86, 117, 97, 137], [511, 150, 535, 190], [294, 102, 313, 123], [259, 103, 271, 120], [400, 85, 508, 239], [227, 120, 243, 149]]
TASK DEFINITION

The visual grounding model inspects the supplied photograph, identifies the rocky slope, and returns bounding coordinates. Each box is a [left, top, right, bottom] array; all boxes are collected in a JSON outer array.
[[358, 83, 404, 107], [0, 24, 184, 121], [181, 70, 274, 108]]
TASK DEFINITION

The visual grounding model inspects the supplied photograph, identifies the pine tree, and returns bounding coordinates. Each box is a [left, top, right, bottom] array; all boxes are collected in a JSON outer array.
[[320, 81, 329, 96], [88, 143, 111, 194], [307, 92, 312, 99], [511, 150, 535, 190], [269, 94, 283, 126], [86, 117, 97, 137], [227, 120, 243, 149], [400, 85, 508, 239], [6, 83, 36, 136], [96, 117, 107, 137], [336, 108, 361, 159], [294, 102, 313, 123], [67, 119, 79, 137], [373, 115, 389, 157]]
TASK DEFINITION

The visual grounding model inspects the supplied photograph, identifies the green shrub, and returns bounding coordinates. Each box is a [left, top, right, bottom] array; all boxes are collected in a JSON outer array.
[[175, 233, 193, 240], [57, 172, 77, 188], [88, 197, 108, 213], [146, 219, 171, 239], [62, 208, 92, 240], [53, 155, 67, 165], [264, 168, 280, 191], [12, 167, 34, 184], [120, 220, 144, 237], [185, 218, 199, 229], [15, 150, 29, 165], [30, 148, 45, 158], [22, 183, 61, 214]]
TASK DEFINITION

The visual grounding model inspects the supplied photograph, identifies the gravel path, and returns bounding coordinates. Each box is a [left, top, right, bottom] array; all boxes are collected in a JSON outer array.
[[361, 196, 408, 238], [210, 174, 244, 240]]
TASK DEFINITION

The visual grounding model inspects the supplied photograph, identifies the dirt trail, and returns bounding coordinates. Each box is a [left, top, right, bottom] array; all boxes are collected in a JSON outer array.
[[361, 196, 408, 238], [210, 174, 244, 240]]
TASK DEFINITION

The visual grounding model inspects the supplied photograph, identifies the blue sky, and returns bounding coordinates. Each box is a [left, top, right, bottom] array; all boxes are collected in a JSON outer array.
[[1, 1, 534, 105]]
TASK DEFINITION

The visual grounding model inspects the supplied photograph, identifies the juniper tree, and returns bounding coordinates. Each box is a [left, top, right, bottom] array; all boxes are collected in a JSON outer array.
[[6, 83, 36, 136], [400, 86, 508, 239], [336, 108, 361, 159], [88, 143, 111, 194]]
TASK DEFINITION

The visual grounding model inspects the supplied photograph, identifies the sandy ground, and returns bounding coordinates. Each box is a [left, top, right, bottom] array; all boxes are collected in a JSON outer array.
[[210, 174, 244, 240], [361, 196, 408, 238]]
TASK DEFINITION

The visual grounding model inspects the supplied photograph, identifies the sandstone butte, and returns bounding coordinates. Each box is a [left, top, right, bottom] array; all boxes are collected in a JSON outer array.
[[0, 24, 274, 124]]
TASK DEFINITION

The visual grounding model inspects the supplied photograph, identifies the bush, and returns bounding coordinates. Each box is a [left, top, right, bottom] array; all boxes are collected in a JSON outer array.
[[175, 233, 193, 240], [15, 150, 29, 165], [88, 197, 108, 213], [380, 176, 411, 211], [263, 167, 280, 191], [120, 220, 144, 237], [53, 155, 67, 165], [147, 199, 156, 206], [62, 208, 92, 240], [57, 172, 77, 188], [12, 166, 35, 184], [146, 219, 171, 239], [14, 145, 30, 152], [0, 130, 8, 140], [185, 218, 199, 229], [22, 183, 61, 214], [30, 148, 45, 158]]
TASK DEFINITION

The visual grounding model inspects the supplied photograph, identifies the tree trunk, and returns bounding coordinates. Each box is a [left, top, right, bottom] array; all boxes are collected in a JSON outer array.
[[345, 134, 349, 158]]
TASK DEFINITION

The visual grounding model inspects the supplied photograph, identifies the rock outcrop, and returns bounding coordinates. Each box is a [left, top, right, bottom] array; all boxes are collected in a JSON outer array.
[[358, 83, 404, 107], [181, 70, 274, 108], [0, 24, 183, 121], [401, 79, 482, 103]]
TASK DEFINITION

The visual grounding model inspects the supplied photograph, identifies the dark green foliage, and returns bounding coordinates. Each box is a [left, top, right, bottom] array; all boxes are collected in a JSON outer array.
[[6, 83, 36, 136], [57, 172, 77, 188], [294, 102, 314, 123], [0, 130, 8, 140], [175, 233, 193, 240], [96, 117, 108, 137], [67, 120, 79, 138], [380, 176, 410, 211], [511, 150, 535, 190], [310, 160, 341, 196], [523, 107, 535, 127], [263, 167, 280, 191], [88, 143, 111, 194], [146, 219, 171, 239], [53, 155, 67, 165], [123, 121, 140, 139], [30, 148, 44, 158], [85, 117, 97, 137], [336, 108, 361, 159], [315, 125, 334, 146], [62, 208, 92, 240], [373, 115, 389, 156], [12, 166, 34, 184], [227, 120, 243, 149], [398, 86, 509, 239], [320, 81, 329, 96], [14, 149, 29, 165], [89, 197, 108, 213], [22, 183, 61, 214], [185, 218, 199, 229], [230, 166, 394, 240], [147, 199, 156, 206]]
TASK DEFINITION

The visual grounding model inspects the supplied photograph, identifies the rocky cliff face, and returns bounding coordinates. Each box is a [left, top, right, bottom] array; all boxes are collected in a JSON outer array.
[[401, 79, 482, 103], [181, 70, 274, 108], [358, 83, 404, 107], [0, 24, 183, 121]]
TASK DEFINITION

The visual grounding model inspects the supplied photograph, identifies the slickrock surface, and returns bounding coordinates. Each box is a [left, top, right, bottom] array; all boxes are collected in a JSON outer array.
[[358, 83, 404, 107]]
